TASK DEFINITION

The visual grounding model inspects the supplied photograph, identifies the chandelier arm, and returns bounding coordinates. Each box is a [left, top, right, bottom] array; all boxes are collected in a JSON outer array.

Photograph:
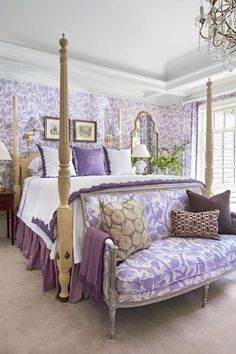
[[199, 21, 209, 40], [224, 18, 236, 35]]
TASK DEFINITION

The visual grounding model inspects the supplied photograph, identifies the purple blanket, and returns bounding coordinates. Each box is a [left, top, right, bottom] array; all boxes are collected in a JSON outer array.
[[79, 226, 110, 304]]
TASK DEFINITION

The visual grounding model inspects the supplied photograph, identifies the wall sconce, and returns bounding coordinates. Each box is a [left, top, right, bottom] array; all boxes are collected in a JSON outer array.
[[23, 117, 43, 156], [104, 134, 113, 148], [104, 109, 122, 149], [23, 130, 37, 156]]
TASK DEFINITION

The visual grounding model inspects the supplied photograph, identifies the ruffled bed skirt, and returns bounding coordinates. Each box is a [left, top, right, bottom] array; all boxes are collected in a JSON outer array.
[[15, 217, 82, 303]]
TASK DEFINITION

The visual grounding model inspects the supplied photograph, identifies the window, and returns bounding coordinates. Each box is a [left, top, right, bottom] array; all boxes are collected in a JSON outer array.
[[198, 99, 236, 210]]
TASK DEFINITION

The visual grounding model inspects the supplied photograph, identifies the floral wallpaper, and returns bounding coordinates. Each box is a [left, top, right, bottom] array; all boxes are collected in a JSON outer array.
[[0, 78, 198, 191]]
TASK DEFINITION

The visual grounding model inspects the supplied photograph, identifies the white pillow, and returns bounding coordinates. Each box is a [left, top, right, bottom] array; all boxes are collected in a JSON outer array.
[[27, 156, 43, 175], [105, 148, 134, 175], [37, 145, 76, 177]]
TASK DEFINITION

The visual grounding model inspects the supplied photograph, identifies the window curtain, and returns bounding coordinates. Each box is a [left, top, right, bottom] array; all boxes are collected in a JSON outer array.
[[183, 101, 199, 178]]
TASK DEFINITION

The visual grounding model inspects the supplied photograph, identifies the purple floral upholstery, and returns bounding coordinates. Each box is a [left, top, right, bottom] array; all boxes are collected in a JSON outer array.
[[116, 235, 236, 299], [82, 186, 204, 242]]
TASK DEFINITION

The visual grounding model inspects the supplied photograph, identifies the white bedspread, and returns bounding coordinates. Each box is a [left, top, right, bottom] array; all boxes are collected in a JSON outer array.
[[17, 174, 189, 263]]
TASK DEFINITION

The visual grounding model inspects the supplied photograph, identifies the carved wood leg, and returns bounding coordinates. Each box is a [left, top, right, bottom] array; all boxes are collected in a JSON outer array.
[[202, 284, 209, 308], [57, 207, 73, 303], [7, 210, 9, 238], [11, 208, 14, 245], [58, 270, 70, 302], [109, 306, 116, 339]]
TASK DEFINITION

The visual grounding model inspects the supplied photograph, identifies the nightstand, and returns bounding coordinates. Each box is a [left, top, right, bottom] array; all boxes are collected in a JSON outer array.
[[0, 191, 14, 245]]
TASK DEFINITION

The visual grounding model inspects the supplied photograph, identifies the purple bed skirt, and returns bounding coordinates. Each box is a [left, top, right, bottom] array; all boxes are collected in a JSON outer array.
[[15, 217, 82, 303]]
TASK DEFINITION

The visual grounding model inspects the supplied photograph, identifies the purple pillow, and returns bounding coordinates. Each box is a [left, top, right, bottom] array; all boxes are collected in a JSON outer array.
[[186, 190, 235, 234], [71, 146, 106, 176]]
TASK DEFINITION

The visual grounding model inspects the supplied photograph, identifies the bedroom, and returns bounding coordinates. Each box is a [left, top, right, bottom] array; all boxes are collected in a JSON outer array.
[[0, 0, 236, 353]]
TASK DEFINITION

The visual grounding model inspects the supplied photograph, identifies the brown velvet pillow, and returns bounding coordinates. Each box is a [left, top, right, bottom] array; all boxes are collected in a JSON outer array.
[[186, 190, 235, 234], [171, 209, 220, 240]]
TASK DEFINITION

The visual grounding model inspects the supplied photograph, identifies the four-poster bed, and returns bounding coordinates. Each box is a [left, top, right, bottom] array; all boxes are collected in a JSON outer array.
[[12, 35, 217, 314]]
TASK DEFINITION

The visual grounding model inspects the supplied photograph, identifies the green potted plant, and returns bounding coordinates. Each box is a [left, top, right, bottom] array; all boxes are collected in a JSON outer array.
[[150, 143, 187, 175]]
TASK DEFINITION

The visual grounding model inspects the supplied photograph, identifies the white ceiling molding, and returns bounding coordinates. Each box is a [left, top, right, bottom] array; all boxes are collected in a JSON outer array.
[[199, 97, 236, 111], [0, 41, 235, 106]]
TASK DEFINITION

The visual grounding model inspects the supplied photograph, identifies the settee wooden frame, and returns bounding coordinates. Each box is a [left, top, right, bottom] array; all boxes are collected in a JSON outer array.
[[12, 35, 216, 328]]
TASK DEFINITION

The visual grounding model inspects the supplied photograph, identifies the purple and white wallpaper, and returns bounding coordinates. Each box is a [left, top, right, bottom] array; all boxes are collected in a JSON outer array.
[[0, 78, 199, 189]]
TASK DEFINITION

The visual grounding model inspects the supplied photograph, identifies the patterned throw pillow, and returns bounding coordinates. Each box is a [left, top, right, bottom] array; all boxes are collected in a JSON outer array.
[[100, 198, 150, 262], [171, 209, 220, 240]]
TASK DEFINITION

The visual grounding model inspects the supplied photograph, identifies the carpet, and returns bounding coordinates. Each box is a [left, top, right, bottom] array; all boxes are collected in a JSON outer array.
[[0, 238, 236, 354]]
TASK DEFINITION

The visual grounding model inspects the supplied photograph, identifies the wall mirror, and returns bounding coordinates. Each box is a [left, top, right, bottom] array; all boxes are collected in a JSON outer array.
[[131, 111, 158, 174]]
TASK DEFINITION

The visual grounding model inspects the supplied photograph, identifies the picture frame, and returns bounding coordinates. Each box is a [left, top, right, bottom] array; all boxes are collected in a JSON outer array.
[[44, 117, 60, 141], [73, 120, 97, 143]]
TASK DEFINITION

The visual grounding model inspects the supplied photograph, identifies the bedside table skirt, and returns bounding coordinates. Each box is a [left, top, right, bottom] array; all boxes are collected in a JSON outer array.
[[15, 217, 83, 303]]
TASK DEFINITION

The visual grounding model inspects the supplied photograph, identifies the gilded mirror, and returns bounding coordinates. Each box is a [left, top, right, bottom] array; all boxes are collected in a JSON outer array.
[[131, 111, 158, 174]]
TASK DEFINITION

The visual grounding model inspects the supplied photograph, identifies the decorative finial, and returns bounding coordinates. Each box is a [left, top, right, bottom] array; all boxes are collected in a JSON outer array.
[[207, 77, 212, 86], [59, 33, 68, 48]]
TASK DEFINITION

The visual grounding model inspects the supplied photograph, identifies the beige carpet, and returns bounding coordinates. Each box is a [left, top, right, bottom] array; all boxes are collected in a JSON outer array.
[[1, 238, 236, 354]]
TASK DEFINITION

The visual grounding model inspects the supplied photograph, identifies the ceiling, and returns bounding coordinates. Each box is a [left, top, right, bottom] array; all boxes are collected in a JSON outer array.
[[0, 0, 235, 104]]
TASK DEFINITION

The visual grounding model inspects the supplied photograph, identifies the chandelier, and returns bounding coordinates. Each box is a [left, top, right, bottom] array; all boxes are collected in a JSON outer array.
[[195, 0, 236, 72]]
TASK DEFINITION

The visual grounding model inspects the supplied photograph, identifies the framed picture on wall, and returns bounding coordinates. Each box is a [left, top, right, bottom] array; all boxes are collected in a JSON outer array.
[[73, 120, 97, 143], [44, 117, 60, 141]]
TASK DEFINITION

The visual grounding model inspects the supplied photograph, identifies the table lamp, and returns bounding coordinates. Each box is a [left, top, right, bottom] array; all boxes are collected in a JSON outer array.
[[0, 142, 12, 192], [132, 144, 150, 175]]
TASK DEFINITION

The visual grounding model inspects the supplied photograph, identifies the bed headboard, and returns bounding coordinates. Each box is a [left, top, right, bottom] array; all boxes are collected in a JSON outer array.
[[19, 152, 39, 186], [13, 152, 39, 209]]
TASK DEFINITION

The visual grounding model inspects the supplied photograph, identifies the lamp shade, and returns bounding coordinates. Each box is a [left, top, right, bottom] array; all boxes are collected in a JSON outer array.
[[0, 142, 12, 161], [132, 144, 150, 158]]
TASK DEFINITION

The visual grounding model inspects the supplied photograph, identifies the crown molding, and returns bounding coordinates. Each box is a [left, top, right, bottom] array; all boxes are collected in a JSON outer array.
[[0, 41, 235, 105]]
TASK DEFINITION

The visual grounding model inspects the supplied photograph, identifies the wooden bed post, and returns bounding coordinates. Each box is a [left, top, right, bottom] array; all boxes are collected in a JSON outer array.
[[57, 34, 73, 302], [12, 95, 21, 209], [205, 78, 213, 197]]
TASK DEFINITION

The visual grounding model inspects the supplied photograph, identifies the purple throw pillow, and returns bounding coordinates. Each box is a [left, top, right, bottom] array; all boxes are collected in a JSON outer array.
[[186, 190, 235, 234], [71, 146, 106, 176]]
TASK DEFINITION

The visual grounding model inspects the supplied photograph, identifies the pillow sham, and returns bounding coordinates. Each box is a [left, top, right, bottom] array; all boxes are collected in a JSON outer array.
[[171, 209, 220, 240], [71, 146, 106, 176], [27, 156, 42, 176], [186, 190, 235, 234], [103, 147, 134, 175], [37, 145, 76, 177], [100, 198, 150, 262]]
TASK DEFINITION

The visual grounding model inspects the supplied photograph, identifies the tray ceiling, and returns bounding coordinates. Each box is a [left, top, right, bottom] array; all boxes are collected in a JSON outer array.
[[0, 0, 235, 104]]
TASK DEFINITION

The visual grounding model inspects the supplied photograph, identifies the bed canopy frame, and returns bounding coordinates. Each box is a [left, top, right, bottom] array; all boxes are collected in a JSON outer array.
[[12, 35, 214, 302]]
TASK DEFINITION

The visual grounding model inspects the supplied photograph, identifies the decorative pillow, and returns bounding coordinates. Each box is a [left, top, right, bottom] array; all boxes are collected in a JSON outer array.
[[171, 209, 220, 240], [103, 147, 134, 175], [71, 146, 106, 176], [27, 156, 42, 175], [37, 145, 76, 177], [100, 198, 150, 262], [187, 190, 235, 234]]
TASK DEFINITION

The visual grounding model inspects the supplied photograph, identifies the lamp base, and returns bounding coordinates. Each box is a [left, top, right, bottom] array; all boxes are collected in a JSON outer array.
[[134, 159, 147, 175], [0, 184, 5, 192]]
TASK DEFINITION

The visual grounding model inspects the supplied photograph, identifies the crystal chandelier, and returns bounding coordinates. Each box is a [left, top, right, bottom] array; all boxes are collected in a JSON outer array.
[[195, 0, 236, 72]]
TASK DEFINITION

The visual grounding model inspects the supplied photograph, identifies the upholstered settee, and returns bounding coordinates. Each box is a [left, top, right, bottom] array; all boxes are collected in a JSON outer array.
[[81, 184, 236, 338]]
